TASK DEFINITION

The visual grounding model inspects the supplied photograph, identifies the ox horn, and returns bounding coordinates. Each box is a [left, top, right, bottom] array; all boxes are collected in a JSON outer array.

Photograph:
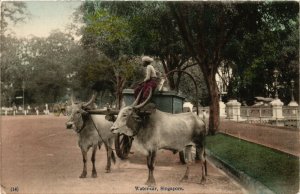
[[82, 92, 97, 107], [131, 90, 143, 106], [133, 89, 152, 109]]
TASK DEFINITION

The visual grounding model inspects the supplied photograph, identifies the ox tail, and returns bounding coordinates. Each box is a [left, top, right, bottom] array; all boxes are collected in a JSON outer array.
[[111, 151, 116, 164], [195, 133, 208, 176], [202, 117, 208, 176], [204, 147, 207, 176], [203, 134, 208, 176]]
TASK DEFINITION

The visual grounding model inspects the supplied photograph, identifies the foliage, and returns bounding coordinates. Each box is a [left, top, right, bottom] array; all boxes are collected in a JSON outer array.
[[219, 2, 299, 104], [3, 1, 297, 113], [1, 31, 82, 106], [101, 2, 195, 90], [177, 65, 209, 106], [0, 2, 29, 35], [206, 134, 299, 194], [28, 31, 81, 103], [79, 2, 174, 108], [82, 7, 132, 60], [170, 2, 257, 133], [1, 35, 22, 106], [170, 1, 299, 133]]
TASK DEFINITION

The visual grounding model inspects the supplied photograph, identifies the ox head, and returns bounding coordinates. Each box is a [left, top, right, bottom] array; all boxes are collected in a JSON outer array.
[[65, 92, 96, 133], [109, 89, 155, 136]]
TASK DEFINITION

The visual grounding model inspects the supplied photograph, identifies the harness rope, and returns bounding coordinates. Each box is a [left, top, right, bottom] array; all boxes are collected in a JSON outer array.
[[88, 114, 115, 151], [110, 122, 135, 153], [76, 118, 86, 134]]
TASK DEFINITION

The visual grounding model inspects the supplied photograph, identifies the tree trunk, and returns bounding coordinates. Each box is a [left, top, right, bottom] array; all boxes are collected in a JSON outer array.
[[168, 75, 176, 90], [206, 72, 220, 135], [175, 71, 183, 92]]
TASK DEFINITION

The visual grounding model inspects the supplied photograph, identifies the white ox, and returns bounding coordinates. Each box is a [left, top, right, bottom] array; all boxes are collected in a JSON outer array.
[[66, 93, 116, 178], [109, 90, 207, 186]]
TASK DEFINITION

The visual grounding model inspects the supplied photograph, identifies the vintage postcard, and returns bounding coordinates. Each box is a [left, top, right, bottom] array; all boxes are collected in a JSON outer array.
[[1, 1, 299, 194]]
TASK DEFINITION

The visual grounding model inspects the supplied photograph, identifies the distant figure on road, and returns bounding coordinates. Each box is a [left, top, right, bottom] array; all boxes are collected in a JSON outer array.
[[35, 106, 39, 115], [45, 103, 49, 115], [12, 103, 17, 116], [27, 105, 31, 114]]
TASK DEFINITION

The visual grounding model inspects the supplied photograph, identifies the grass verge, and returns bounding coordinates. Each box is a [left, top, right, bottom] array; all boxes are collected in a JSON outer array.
[[206, 133, 299, 194]]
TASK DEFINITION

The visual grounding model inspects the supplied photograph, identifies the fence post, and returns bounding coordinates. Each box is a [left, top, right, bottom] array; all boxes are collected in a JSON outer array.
[[270, 99, 284, 126], [259, 108, 262, 123], [219, 100, 226, 117], [226, 99, 241, 121], [246, 108, 249, 121]]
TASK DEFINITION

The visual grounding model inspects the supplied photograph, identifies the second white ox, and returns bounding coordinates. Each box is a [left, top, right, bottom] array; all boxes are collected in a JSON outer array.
[[109, 90, 207, 186], [66, 93, 116, 178]]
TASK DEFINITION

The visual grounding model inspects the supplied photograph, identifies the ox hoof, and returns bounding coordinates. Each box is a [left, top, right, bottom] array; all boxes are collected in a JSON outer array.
[[180, 175, 189, 182], [145, 180, 156, 187], [79, 172, 87, 178], [92, 172, 97, 178], [199, 177, 206, 184], [105, 169, 111, 173]]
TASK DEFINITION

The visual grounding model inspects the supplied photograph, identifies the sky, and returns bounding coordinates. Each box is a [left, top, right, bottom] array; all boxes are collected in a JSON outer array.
[[9, 1, 82, 38]]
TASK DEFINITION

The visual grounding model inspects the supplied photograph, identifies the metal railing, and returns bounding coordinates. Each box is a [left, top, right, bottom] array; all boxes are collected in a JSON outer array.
[[240, 106, 273, 122], [282, 106, 299, 119]]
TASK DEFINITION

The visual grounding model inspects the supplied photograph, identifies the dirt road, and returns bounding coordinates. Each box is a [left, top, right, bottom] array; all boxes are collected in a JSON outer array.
[[1, 116, 245, 194]]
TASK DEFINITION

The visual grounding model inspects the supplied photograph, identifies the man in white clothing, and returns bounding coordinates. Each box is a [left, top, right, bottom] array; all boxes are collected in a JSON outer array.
[[134, 56, 159, 104]]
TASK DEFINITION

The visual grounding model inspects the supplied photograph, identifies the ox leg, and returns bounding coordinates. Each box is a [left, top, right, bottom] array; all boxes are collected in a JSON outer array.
[[104, 142, 112, 173], [80, 149, 88, 178], [181, 146, 192, 181], [196, 144, 206, 183], [91, 145, 98, 178], [145, 151, 156, 186], [181, 163, 191, 182]]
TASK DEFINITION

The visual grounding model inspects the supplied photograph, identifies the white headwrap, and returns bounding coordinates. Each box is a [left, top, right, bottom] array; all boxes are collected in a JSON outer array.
[[142, 56, 154, 62]]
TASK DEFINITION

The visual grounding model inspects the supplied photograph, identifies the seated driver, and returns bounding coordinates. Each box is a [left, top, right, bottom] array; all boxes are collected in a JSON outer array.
[[134, 56, 159, 104]]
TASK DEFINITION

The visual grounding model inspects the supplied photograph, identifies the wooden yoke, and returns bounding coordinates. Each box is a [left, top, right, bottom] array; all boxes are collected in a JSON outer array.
[[87, 109, 119, 115]]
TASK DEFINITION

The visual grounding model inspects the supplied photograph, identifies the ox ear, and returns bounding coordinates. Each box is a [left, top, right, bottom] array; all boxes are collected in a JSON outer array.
[[80, 109, 89, 119], [126, 113, 142, 131], [131, 112, 142, 122], [80, 109, 88, 115]]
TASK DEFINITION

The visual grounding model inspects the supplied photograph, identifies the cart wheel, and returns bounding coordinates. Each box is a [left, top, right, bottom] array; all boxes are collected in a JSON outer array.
[[115, 134, 133, 159], [179, 145, 196, 164], [53, 105, 61, 116]]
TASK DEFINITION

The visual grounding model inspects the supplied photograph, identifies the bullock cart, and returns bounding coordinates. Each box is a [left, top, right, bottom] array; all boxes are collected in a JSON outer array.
[[88, 89, 193, 163], [88, 67, 200, 163]]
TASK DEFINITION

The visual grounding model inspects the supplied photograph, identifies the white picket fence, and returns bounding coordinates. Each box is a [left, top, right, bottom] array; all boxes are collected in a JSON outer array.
[[196, 104, 299, 127]]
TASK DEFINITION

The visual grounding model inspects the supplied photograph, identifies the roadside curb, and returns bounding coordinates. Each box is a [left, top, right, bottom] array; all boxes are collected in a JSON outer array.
[[206, 149, 275, 194]]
